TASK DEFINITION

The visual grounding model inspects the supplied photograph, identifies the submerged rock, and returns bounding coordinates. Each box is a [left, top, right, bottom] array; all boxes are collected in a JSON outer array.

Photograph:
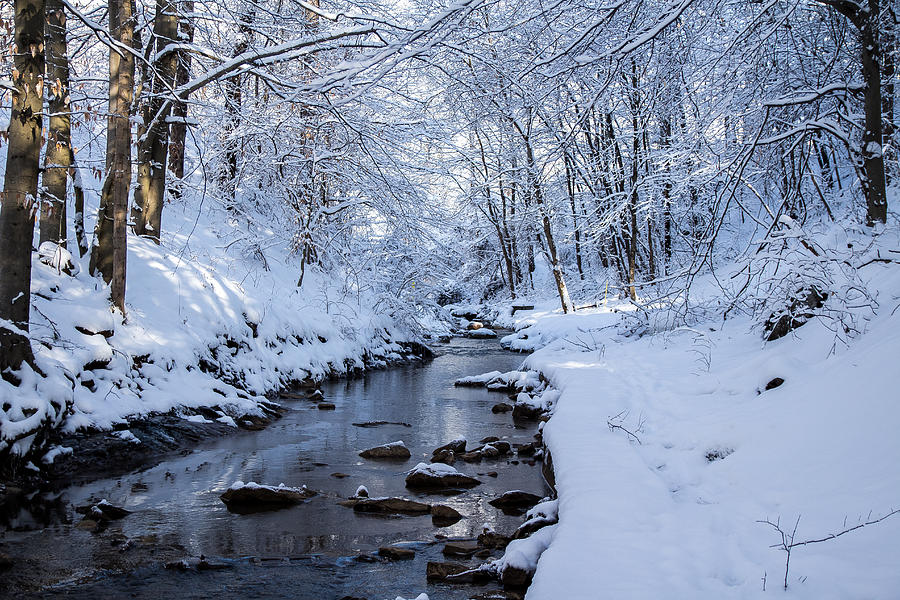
[[492, 402, 513, 413], [359, 441, 411, 460], [405, 462, 481, 490], [317, 402, 336, 410]]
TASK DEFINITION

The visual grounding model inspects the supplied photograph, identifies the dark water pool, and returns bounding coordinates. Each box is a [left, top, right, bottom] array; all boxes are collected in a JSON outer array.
[[2, 336, 548, 599]]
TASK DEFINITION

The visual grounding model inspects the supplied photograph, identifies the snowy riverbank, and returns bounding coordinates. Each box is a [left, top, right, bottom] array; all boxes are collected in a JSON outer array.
[[487, 237, 900, 598], [0, 203, 439, 475]]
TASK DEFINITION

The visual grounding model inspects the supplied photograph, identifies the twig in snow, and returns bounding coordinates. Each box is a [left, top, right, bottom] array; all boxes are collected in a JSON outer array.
[[758, 508, 900, 590], [607, 410, 642, 444]]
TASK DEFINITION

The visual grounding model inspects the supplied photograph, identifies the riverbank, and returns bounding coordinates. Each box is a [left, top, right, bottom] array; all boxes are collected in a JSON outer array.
[[0, 202, 448, 484], [486, 257, 900, 598]]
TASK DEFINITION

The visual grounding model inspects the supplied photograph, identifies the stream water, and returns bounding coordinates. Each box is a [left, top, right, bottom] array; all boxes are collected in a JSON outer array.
[[3, 335, 548, 599]]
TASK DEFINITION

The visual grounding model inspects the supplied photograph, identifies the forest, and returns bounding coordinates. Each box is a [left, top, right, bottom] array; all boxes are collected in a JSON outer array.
[[0, 0, 897, 597]]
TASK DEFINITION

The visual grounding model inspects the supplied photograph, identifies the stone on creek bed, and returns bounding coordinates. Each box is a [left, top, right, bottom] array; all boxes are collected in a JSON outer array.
[[75, 499, 132, 520], [488, 490, 543, 510], [377, 546, 415, 560], [165, 556, 232, 571], [426, 561, 493, 583], [219, 481, 316, 513], [431, 448, 456, 465], [341, 497, 432, 515], [431, 504, 463, 525], [351, 421, 412, 428], [359, 441, 411, 459], [442, 540, 480, 556], [405, 462, 481, 490], [432, 438, 467, 456]]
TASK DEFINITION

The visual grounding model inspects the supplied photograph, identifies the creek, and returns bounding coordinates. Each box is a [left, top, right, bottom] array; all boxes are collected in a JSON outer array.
[[3, 335, 549, 599]]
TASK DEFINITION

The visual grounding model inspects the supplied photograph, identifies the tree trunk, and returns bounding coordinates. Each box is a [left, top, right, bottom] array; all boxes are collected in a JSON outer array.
[[167, 0, 194, 200], [39, 0, 72, 246], [564, 152, 584, 280], [0, 0, 44, 373], [859, 0, 887, 224], [222, 7, 253, 200], [882, 2, 896, 184], [72, 161, 89, 257], [90, 0, 134, 313], [661, 116, 673, 273], [821, 0, 888, 223], [134, 0, 179, 241], [524, 138, 573, 313]]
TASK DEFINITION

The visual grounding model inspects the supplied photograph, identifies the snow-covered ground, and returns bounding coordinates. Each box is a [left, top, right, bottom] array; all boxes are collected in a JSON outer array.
[[0, 201, 435, 461], [493, 234, 900, 598]]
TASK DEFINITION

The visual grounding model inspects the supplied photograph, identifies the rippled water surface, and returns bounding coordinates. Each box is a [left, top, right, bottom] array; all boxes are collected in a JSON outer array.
[[4, 336, 548, 599]]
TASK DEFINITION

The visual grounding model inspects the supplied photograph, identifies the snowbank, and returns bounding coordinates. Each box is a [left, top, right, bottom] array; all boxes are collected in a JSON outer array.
[[508, 232, 900, 598]]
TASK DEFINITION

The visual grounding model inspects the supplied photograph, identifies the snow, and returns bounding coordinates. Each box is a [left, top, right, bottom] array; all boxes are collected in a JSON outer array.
[[494, 523, 557, 573], [110, 430, 141, 444], [184, 415, 213, 424], [407, 461, 459, 476], [454, 370, 501, 385], [501, 240, 900, 598], [394, 594, 428, 600], [228, 481, 307, 493], [484, 370, 543, 392], [40, 445, 73, 464], [216, 415, 238, 427], [467, 327, 497, 338]]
